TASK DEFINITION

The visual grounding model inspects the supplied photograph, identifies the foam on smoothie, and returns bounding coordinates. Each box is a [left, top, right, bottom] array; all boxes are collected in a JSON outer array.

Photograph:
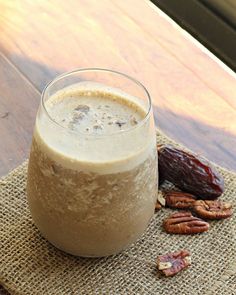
[[34, 82, 155, 174]]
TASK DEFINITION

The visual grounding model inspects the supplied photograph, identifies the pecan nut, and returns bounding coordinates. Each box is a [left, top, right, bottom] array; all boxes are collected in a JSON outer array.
[[193, 200, 233, 219], [157, 250, 191, 276], [155, 201, 162, 211], [163, 212, 209, 234], [155, 191, 164, 210], [164, 191, 197, 209], [157, 191, 166, 206]]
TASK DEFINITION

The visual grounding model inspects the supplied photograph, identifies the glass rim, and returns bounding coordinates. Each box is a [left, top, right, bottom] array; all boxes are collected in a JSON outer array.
[[41, 68, 152, 137]]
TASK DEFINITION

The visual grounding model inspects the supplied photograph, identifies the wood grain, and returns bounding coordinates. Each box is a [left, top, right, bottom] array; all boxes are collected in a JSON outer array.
[[0, 52, 39, 176], [114, 0, 236, 109], [0, 0, 235, 172]]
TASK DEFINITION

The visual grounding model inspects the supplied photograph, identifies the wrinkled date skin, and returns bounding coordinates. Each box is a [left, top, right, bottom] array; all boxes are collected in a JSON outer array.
[[158, 145, 224, 199]]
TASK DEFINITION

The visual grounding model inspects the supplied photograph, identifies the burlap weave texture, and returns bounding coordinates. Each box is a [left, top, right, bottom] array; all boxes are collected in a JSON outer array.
[[0, 131, 236, 295]]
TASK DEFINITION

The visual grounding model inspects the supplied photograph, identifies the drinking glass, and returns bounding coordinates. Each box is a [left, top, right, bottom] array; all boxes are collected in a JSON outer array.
[[27, 68, 158, 257]]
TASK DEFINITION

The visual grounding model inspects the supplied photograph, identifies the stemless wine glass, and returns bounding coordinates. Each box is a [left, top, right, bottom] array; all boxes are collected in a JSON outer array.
[[27, 68, 158, 257]]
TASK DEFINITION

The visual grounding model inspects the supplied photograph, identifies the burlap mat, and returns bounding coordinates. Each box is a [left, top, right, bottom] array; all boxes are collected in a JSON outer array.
[[0, 130, 236, 295]]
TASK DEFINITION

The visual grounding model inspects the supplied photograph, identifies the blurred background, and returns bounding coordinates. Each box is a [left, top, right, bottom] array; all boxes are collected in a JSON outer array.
[[0, 0, 235, 177], [152, 0, 236, 71]]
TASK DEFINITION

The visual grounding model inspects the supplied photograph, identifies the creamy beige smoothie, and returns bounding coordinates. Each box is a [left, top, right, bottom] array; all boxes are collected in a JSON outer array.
[[27, 81, 157, 257]]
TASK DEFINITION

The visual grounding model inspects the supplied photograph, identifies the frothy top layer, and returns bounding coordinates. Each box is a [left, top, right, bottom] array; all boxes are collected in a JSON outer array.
[[46, 87, 146, 135], [35, 82, 155, 174]]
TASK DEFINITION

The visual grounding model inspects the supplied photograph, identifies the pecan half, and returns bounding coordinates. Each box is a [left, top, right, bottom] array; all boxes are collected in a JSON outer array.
[[193, 200, 233, 219], [164, 191, 197, 209], [157, 191, 166, 206], [157, 250, 191, 276], [163, 212, 209, 234], [155, 201, 162, 211]]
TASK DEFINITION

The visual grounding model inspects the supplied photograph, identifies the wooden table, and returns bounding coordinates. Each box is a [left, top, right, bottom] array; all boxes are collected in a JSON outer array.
[[0, 0, 235, 294]]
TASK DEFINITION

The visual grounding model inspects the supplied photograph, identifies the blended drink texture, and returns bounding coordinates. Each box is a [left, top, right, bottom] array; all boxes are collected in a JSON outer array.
[[27, 83, 157, 257]]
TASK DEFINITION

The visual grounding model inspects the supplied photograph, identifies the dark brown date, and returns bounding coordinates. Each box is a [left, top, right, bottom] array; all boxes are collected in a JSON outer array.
[[158, 145, 224, 199]]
